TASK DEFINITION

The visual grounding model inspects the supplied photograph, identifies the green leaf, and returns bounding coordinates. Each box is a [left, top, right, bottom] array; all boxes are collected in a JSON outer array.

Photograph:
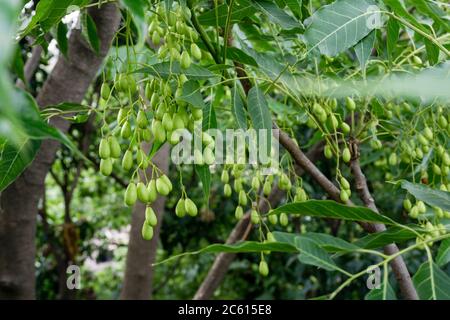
[[400, 180, 450, 212], [355, 225, 421, 249], [436, 239, 450, 267], [386, 17, 400, 60], [134, 62, 216, 80], [197, 0, 255, 26], [304, 0, 379, 56], [271, 200, 397, 225], [195, 165, 211, 204], [302, 233, 361, 253], [226, 47, 258, 67], [383, 0, 429, 33], [202, 102, 217, 131], [85, 13, 100, 54], [284, 0, 303, 18], [247, 87, 272, 155], [0, 139, 41, 192], [149, 141, 165, 159], [365, 282, 397, 300], [295, 237, 345, 273], [12, 46, 25, 85], [153, 241, 298, 266], [121, 0, 145, 21], [179, 80, 205, 109], [251, 0, 302, 30], [56, 22, 69, 57], [424, 38, 439, 65], [354, 30, 376, 71], [19, 0, 90, 38], [407, 0, 450, 32], [231, 84, 248, 130], [40, 102, 91, 119], [413, 261, 450, 300]]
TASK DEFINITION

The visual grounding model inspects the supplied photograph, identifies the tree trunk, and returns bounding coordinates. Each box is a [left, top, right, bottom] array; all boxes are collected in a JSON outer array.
[[0, 3, 120, 299], [120, 144, 170, 300]]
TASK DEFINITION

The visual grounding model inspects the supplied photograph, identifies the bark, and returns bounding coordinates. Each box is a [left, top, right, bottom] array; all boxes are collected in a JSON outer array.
[[120, 144, 170, 300], [0, 3, 120, 299]]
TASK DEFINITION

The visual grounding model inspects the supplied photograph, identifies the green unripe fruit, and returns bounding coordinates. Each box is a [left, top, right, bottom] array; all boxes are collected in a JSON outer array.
[[122, 149, 133, 171], [147, 180, 158, 203], [142, 128, 152, 142], [194, 149, 204, 165], [137, 110, 148, 129], [100, 83, 110, 100], [137, 182, 150, 203], [156, 177, 170, 196], [145, 206, 158, 226], [345, 97, 356, 111], [417, 201, 426, 213], [403, 199, 412, 211], [409, 206, 419, 218], [99, 138, 111, 159], [268, 212, 278, 225], [192, 108, 203, 120], [221, 170, 229, 183], [150, 93, 159, 109], [340, 177, 350, 190], [162, 113, 173, 131], [152, 30, 160, 45], [136, 149, 148, 169], [417, 133, 428, 146], [251, 176, 260, 190], [371, 139, 382, 150], [125, 183, 137, 206], [176, 199, 186, 217], [324, 144, 333, 159], [191, 43, 202, 60], [152, 120, 166, 143], [141, 223, 154, 241], [169, 131, 181, 145], [251, 209, 260, 224], [423, 127, 433, 140], [327, 114, 339, 130], [117, 108, 127, 126], [235, 206, 244, 220], [341, 122, 351, 134], [280, 212, 288, 226], [433, 164, 441, 176], [259, 260, 269, 277], [108, 136, 121, 158], [442, 153, 450, 166], [185, 198, 198, 216], [145, 82, 153, 100], [412, 55, 422, 65], [160, 174, 173, 192], [388, 153, 398, 166], [180, 51, 191, 69], [120, 121, 132, 139], [100, 158, 113, 176], [342, 147, 351, 163], [224, 183, 232, 197], [312, 103, 325, 117], [438, 115, 448, 128], [263, 180, 272, 196], [238, 190, 247, 206], [173, 114, 185, 130], [267, 232, 276, 242], [203, 147, 215, 165], [340, 189, 349, 202]]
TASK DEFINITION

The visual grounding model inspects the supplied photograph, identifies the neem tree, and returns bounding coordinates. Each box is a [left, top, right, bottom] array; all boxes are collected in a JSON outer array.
[[0, 0, 449, 300]]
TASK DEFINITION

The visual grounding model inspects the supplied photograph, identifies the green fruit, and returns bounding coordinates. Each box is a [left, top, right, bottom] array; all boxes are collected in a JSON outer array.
[[417, 201, 426, 213], [443, 153, 450, 166], [145, 206, 158, 226], [99, 138, 111, 159], [117, 108, 127, 126], [224, 184, 232, 197], [324, 145, 333, 159], [203, 147, 215, 165], [191, 43, 202, 60], [267, 232, 276, 242], [438, 115, 448, 128], [259, 260, 269, 277], [173, 114, 185, 129], [108, 136, 121, 158], [160, 174, 173, 192], [124, 183, 137, 206], [120, 121, 132, 139], [100, 83, 110, 100], [238, 190, 247, 206], [340, 177, 350, 190], [345, 97, 356, 111], [409, 206, 419, 218], [263, 180, 272, 196], [417, 133, 428, 146], [235, 206, 244, 220], [137, 110, 148, 129], [280, 212, 288, 226], [403, 199, 412, 211], [176, 199, 186, 217], [122, 149, 133, 171], [251, 176, 260, 190], [251, 209, 260, 224], [142, 128, 152, 142], [147, 180, 158, 203], [141, 223, 154, 240], [423, 127, 433, 140], [433, 164, 442, 176], [156, 177, 170, 196], [185, 198, 198, 216], [162, 113, 173, 131], [341, 122, 351, 134], [342, 147, 351, 163], [180, 51, 191, 69], [152, 120, 166, 143], [194, 149, 203, 165], [413, 55, 422, 65], [221, 170, 229, 183], [340, 189, 349, 202], [169, 131, 180, 145], [388, 153, 397, 166], [152, 30, 160, 45], [100, 158, 113, 176], [137, 182, 150, 203], [192, 108, 203, 120], [268, 212, 278, 225]]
